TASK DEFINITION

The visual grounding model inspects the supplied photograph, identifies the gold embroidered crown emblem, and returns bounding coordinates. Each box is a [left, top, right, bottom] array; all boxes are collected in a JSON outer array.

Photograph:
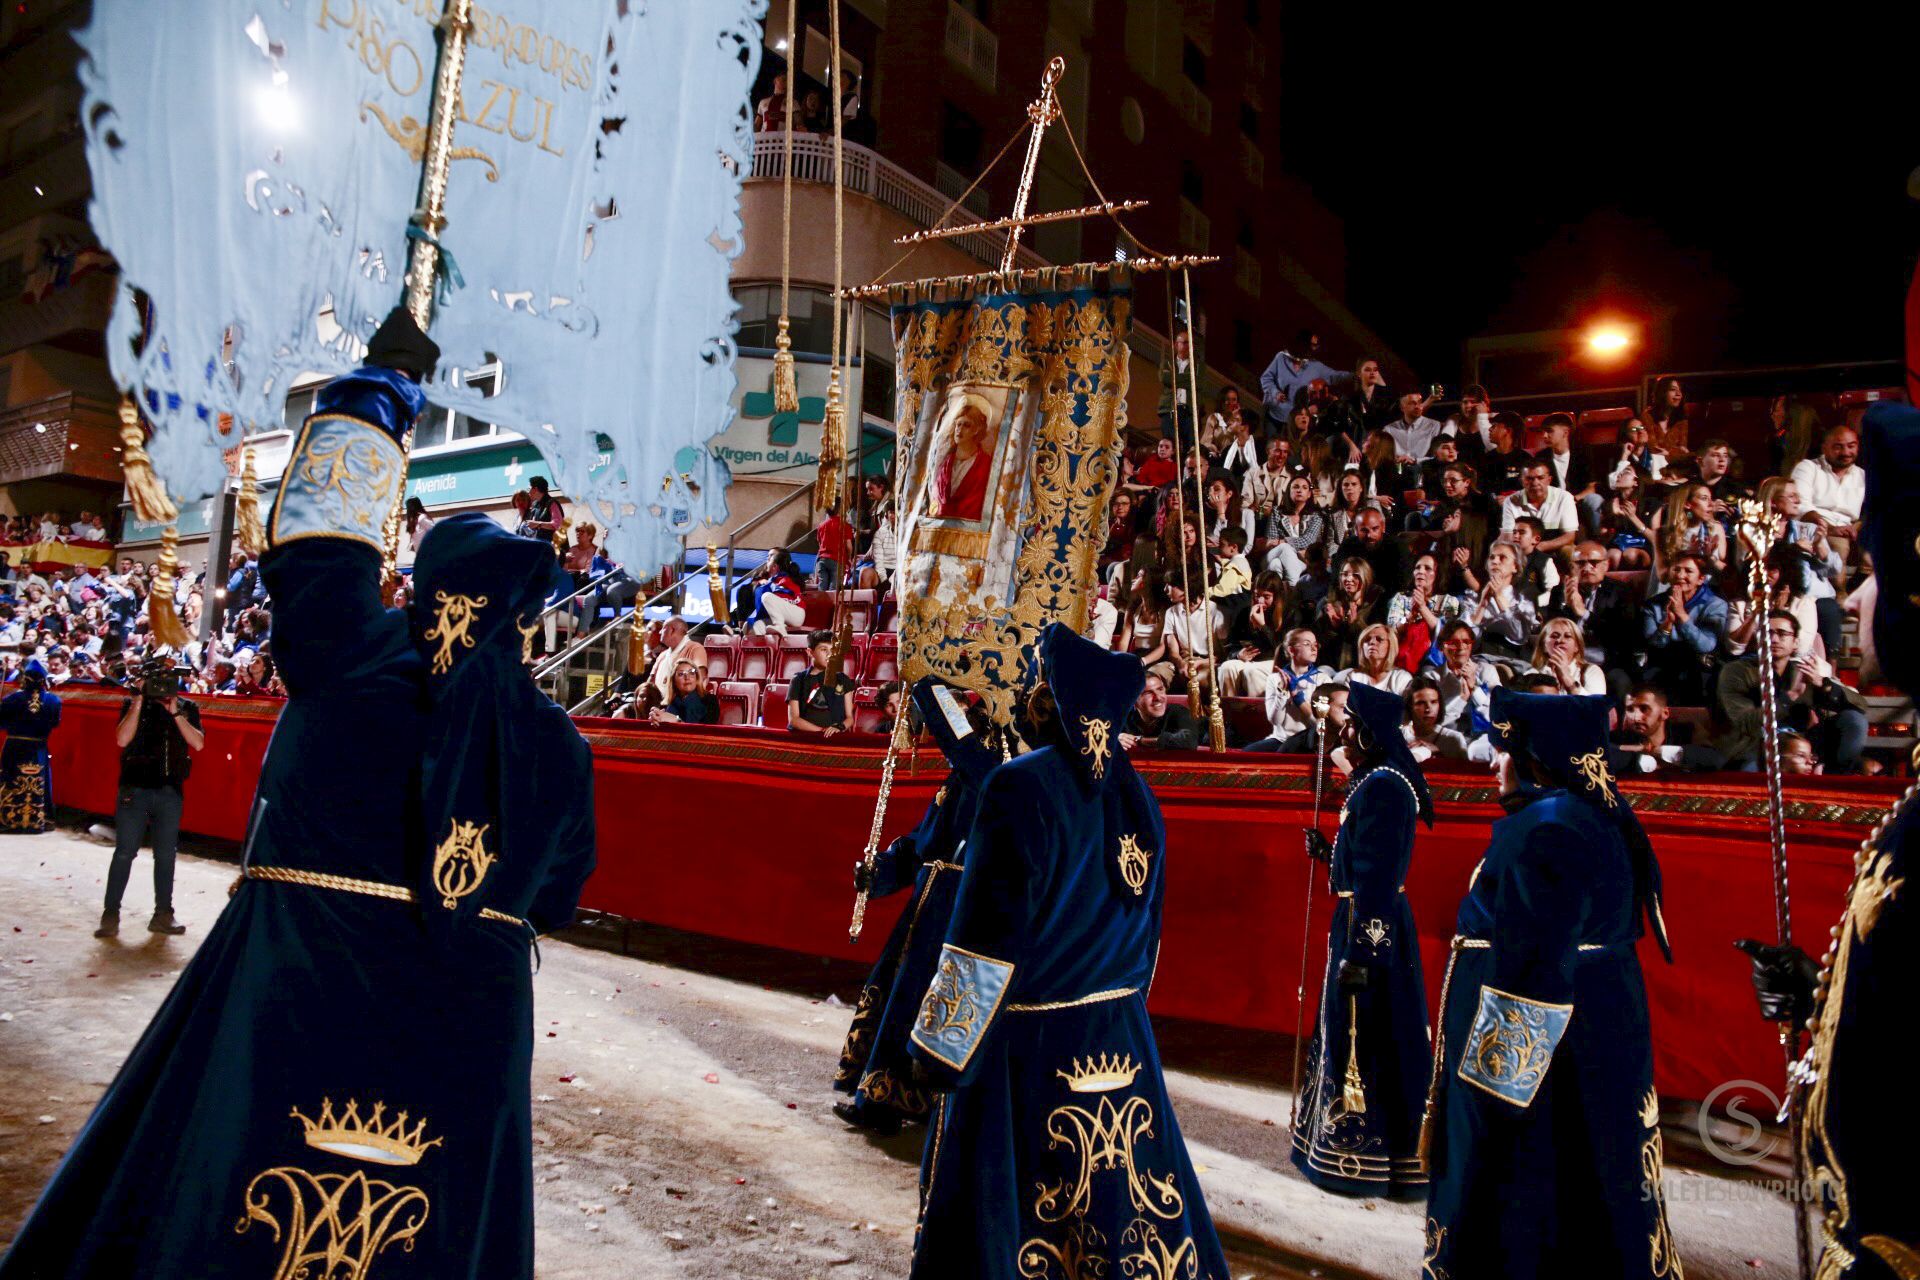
[[431, 818, 497, 910], [290, 1097, 443, 1167], [1570, 748, 1618, 806], [1056, 1053, 1141, 1094], [423, 590, 489, 675], [1116, 833, 1150, 896], [1078, 715, 1111, 778]]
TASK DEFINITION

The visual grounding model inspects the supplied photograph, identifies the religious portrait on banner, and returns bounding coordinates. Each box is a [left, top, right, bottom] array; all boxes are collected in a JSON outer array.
[[924, 387, 1012, 522]]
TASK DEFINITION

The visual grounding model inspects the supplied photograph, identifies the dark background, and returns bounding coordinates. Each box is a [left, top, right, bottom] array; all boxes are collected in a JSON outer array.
[[1281, 1, 1920, 386]]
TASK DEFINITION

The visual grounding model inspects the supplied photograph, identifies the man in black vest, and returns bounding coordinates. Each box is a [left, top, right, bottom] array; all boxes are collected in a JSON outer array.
[[97, 656, 205, 937]]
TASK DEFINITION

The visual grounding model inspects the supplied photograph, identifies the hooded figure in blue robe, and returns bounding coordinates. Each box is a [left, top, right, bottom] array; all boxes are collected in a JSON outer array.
[[1739, 400, 1920, 1278], [1420, 689, 1680, 1279], [0, 308, 596, 1280], [833, 677, 1000, 1133], [1291, 679, 1433, 1199], [0, 658, 60, 832], [906, 623, 1228, 1280]]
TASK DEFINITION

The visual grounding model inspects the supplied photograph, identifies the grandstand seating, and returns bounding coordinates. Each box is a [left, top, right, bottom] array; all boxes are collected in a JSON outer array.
[[761, 682, 789, 730], [713, 681, 761, 726]]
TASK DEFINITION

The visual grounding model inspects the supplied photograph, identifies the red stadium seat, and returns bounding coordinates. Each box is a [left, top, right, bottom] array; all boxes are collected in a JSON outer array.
[[775, 636, 812, 680], [843, 588, 876, 632], [801, 591, 836, 629], [705, 633, 738, 680], [840, 634, 868, 685], [851, 686, 884, 734], [865, 637, 899, 685], [734, 639, 774, 683], [761, 682, 789, 729], [714, 681, 761, 726]]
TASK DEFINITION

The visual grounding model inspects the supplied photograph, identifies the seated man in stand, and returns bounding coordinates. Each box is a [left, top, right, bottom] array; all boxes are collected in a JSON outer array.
[[1121, 669, 1200, 750], [788, 628, 853, 737]]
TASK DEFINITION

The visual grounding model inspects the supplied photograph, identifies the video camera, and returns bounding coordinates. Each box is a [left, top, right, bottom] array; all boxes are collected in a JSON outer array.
[[136, 656, 186, 701]]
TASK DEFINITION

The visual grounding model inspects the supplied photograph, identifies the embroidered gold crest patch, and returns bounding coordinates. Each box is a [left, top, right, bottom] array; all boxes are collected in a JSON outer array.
[[430, 819, 497, 910], [1570, 748, 1618, 806], [1117, 833, 1150, 896], [423, 590, 489, 675], [1078, 715, 1111, 779]]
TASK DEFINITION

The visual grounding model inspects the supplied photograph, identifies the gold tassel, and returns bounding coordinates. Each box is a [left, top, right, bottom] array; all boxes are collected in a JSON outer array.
[[825, 611, 853, 685], [813, 369, 845, 513], [1340, 994, 1368, 1116], [625, 615, 647, 676], [771, 316, 799, 414], [147, 527, 193, 650], [706, 541, 731, 629], [118, 396, 178, 524], [235, 445, 265, 554]]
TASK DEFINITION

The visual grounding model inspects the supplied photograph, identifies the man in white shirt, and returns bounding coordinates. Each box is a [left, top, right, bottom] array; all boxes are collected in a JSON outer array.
[[646, 615, 709, 700], [1161, 582, 1224, 665], [1385, 390, 1445, 462], [1500, 460, 1578, 553], [1790, 425, 1865, 567]]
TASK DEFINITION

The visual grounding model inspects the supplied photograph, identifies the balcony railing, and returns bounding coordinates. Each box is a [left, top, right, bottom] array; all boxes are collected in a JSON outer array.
[[749, 133, 1046, 274], [0, 390, 125, 487]]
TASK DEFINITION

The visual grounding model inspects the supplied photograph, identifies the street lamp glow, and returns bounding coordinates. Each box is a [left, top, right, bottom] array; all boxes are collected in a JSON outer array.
[[255, 82, 298, 134], [1586, 324, 1633, 358]]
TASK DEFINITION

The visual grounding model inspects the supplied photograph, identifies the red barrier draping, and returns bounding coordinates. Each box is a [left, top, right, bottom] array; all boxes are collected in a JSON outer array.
[[32, 685, 1897, 1103]]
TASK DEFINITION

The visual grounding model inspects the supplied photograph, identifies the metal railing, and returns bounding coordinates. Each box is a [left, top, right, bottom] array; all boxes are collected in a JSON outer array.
[[534, 570, 689, 716]]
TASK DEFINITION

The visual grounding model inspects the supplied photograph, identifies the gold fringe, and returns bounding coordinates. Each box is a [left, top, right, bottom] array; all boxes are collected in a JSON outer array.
[[235, 445, 265, 554], [1340, 994, 1368, 1116], [117, 397, 177, 525], [148, 528, 193, 650], [705, 542, 730, 629], [813, 369, 845, 513], [772, 318, 799, 414]]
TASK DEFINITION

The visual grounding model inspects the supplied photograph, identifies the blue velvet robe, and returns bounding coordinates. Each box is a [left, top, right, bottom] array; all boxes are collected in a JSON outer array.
[[0, 686, 60, 832], [1421, 790, 1681, 1279], [834, 697, 997, 1127], [1291, 763, 1430, 1199], [0, 370, 595, 1280], [906, 625, 1228, 1280]]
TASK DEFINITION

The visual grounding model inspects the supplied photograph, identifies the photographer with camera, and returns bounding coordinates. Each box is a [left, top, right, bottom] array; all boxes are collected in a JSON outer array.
[[95, 656, 204, 938]]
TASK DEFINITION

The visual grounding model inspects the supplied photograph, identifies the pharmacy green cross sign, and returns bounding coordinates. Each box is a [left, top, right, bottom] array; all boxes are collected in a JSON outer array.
[[739, 371, 826, 446]]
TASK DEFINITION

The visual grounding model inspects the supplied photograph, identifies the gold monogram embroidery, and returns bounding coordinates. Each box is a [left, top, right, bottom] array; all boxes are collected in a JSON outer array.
[[1017, 1217, 1107, 1280], [430, 819, 496, 911], [1079, 715, 1111, 778], [1422, 1218, 1451, 1279], [1361, 918, 1389, 948], [919, 958, 981, 1042], [517, 614, 539, 664], [1116, 833, 1150, 896], [423, 590, 489, 675], [1571, 748, 1619, 806], [234, 1100, 438, 1280], [1119, 1219, 1200, 1280], [0, 761, 49, 830], [1034, 1093, 1184, 1224], [297, 421, 400, 530], [1640, 1088, 1682, 1277]]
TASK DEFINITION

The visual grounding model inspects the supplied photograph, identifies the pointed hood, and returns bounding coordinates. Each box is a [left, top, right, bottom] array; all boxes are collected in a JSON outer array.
[[1490, 689, 1671, 961], [910, 676, 1000, 786], [1862, 401, 1920, 697], [1038, 621, 1143, 790], [1346, 680, 1433, 826]]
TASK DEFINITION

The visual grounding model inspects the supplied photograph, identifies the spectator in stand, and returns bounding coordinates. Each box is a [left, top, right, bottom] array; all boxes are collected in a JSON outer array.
[[1530, 616, 1607, 695], [1262, 473, 1326, 585], [1556, 540, 1644, 700], [1476, 411, 1533, 499], [1204, 387, 1250, 454], [1358, 429, 1414, 517], [1415, 434, 1464, 497], [1640, 553, 1727, 705], [1607, 416, 1669, 488], [1712, 611, 1866, 772], [1241, 437, 1291, 521], [1217, 400, 1262, 478], [854, 475, 891, 548], [1343, 622, 1413, 696], [1653, 481, 1730, 580], [1507, 516, 1564, 612], [1135, 436, 1179, 490], [651, 660, 719, 725], [1417, 464, 1494, 593], [1757, 476, 1844, 655], [1442, 385, 1494, 459], [1217, 571, 1289, 695], [787, 628, 853, 737], [1780, 731, 1819, 776], [1790, 425, 1865, 569], [1119, 564, 1171, 673], [1501, 460, 1579, 555], [1258, 329, 1350, 430], [1404, 679, 1470, 762], [858, 502, 898, 592], [1209, 527, 1253, 614], [1162, 578, 1225, 695], [646, 615, 709, 700], [1245, 634, 1337, 751], [1385, 390, 1445, 463], [405, 497, 435, 550], [753, 73, 788, 132], [1203, 473, 1256, 551], [233, 650, 279, 698], [1101, 491, 1140, 568], [1088, 588, 1120, 649], [1122, 669, 1200, 750], [1158, 327, 1200, 442], [1694, 439, 1748, 519], [814, 502, 855, 591], [877, 680, 905, 725], [1535, 412, 1603, 536], [1464, 540, 1539, 665], [796, 87, 829, 134], [1313, 556, 1384, 669], [1334, 506, 1410, 598], [1386, 551, 1464, 672], [1644, 375, 1691, 462], [750, 549, 808, 636], [1345, 356, 1397, 432], [1616, 683, 1698, 772], [1601, 468, 1656, 569], [522, 475, 567, 545]]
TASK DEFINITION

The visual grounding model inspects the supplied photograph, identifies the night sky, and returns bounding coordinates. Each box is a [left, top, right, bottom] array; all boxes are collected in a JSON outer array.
[[1280, 2, 1920, 388]]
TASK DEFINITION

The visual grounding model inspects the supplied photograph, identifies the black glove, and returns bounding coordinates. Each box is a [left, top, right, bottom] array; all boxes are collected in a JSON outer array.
[[853, 859, 874, 893], [1305, 829, 1334, 866], [1734, 938, 1818, 1025], [1336, 959, 1370, 992]]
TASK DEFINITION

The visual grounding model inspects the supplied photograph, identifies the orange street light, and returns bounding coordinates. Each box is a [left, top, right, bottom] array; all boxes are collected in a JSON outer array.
[[1585, 324, 1635, 359]]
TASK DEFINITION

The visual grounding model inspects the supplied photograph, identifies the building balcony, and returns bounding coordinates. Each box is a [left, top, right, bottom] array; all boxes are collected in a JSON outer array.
[[0, 389, 124, 487], [0, 268, 114, 357], [745, 132, 1045, 279]]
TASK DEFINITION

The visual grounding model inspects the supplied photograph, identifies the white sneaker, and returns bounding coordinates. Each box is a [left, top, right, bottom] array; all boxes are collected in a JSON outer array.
[[751, 621, 767, 636]]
